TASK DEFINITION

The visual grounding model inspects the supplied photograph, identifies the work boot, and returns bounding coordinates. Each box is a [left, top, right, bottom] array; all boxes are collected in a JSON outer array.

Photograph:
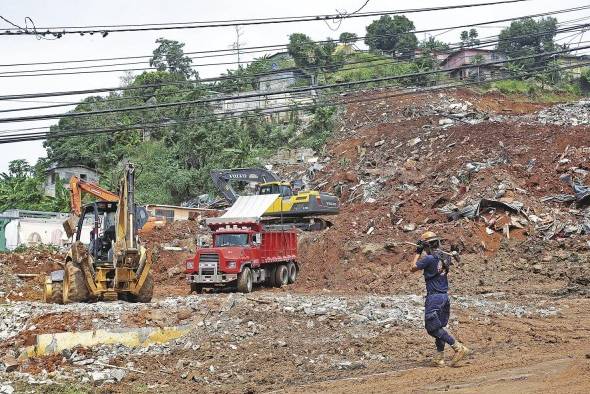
[[432, 351, 445, 367], [450, 342, 469, 366]]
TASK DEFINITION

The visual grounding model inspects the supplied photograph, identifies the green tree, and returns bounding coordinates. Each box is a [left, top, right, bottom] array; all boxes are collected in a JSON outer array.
[[287, 33, 342, 84], [339, 32, 358, 44], [581, 67, 590, 85], [364, 15, 418, 56], [150, 38, 197, 79], [0, 160, 68, 212], [460, 29, 480, 47], [419, 37, 450, 51], [497, 17, 558, 70]]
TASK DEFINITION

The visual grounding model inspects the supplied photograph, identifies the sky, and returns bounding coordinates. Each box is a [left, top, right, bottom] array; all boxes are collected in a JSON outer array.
[[0, 0, 588, 172]]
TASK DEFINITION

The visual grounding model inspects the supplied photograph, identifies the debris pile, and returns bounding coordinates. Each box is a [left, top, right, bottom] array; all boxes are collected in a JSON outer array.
[[292, 89, 590, 294]]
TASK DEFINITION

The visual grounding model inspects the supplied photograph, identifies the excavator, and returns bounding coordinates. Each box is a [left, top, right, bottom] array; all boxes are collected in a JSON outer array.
[[43, 163, 153, 304], [210, 168, 339, 230]]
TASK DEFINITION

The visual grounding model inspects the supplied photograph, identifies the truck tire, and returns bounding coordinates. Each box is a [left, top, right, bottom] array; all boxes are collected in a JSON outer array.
[[265, 265, 277, 288], [237, 267, 253, 293], [44, 280, 63, 304], [287, 261, 298, 284], [130, 272, 154, 303], [191, 283, 203, 294], [63, 261, 90, 303], [274, 264, 289, 288]]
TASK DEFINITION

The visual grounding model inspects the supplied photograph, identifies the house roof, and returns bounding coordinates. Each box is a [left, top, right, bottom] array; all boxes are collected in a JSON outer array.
[[439, 48, 504, 67], [45, 164, 99, 173]]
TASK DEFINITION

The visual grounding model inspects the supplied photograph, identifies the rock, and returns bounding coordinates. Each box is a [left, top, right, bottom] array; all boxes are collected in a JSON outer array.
[[438, 118, 454, 126], [335, 360, 367, 370], [344, 171, 358, 183], [407, 137, 422, 147], [276, 340, 287, 347], [1, 354, 19, 372], [90, 371, 108, 384], [110, 368, 126, 382], [0, 385, 14, 394], [176, 308, 192, 322], [532, 264, 543, 274], [167, 265, 183, 278], [402, 223, 416, 232], [374, 140, 385, 147]]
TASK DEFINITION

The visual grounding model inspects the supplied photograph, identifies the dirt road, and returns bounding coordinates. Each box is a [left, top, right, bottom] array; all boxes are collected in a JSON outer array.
[[284, 298, 590, 394]]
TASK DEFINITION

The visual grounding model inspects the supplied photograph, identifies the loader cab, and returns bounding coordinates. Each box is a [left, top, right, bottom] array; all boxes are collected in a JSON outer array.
[[76, 201, 118, 265], [257, 181, 294, 198]]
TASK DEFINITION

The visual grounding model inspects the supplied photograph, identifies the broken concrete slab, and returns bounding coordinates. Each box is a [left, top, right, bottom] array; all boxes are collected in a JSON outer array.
[[24, 325, 191, 357]]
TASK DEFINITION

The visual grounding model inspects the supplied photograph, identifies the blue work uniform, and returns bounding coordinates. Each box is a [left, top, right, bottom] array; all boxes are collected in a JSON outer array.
[[416, 251, 456, 351]]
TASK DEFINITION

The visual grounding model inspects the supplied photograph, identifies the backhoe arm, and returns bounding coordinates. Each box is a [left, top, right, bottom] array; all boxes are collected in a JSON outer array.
[[69, 176, 119, 216], [63, 176, 119, 238]]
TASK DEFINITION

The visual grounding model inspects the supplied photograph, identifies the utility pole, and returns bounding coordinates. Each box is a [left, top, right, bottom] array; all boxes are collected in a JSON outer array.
[[232, 26, 245, 68]]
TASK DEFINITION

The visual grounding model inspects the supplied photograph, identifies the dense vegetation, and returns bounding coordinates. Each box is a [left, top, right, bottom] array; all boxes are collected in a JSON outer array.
[[1, 14, 586, 211]]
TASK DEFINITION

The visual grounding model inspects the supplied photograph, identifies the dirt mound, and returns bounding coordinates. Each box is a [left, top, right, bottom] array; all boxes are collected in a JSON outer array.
[[0, 247, 64, 301], [141, 220, 213, 296], [294, 88, 590, 296]]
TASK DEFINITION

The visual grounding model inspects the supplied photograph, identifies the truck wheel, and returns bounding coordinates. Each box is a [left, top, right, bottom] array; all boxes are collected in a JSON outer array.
[[191, 283, 203, 294], [265, 265, 277, 287], [287, 262, 298, 284], [63, 261, 90, 304], [237, 267, 253, 293], [131, 272, 154, 303], [274, 264, 289, 288]]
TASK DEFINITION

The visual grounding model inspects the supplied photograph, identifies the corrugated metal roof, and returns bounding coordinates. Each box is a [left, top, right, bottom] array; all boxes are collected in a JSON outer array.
[[220, 194, 279, 220]]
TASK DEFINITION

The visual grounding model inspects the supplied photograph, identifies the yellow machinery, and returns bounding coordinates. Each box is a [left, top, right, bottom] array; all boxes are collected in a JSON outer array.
[[210, 169, 339, 230], [43, 163, 153, 303]]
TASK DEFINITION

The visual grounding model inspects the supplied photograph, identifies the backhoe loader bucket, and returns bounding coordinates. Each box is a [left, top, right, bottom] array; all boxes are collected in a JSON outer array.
[[63, 214, 80, 238]]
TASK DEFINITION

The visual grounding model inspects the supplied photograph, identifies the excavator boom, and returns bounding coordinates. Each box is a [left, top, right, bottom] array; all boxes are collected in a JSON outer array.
[[69, 177, 119, 216], [210, 168, 280, 204]]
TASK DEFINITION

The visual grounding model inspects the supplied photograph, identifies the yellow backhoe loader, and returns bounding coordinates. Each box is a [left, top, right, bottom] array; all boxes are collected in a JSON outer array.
[[43, 163, 153, 303]]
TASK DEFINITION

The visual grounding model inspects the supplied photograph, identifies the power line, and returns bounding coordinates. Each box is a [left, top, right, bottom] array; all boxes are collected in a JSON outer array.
[[1, 19, 588, 106], [1, 60, 587, 144], [1, 6, 588, 78], [0, 0, 529, 36], [0, 43, 587, 125], [1, 25, 585, 117]]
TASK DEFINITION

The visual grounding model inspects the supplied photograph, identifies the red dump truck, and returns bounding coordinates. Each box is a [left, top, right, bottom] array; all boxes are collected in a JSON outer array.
[[185, 219, 298, 293]]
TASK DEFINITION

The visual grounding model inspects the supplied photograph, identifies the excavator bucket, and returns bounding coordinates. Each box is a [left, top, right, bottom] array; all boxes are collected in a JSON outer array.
[[63, 214, 80, 238]]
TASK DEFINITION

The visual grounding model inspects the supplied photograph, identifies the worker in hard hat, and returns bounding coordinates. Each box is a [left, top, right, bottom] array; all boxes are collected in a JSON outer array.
[[410, 231, 469, 367]]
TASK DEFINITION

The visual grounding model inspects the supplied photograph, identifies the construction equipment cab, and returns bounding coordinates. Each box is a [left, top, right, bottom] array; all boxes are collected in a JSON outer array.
[[43, 163, 153, 304]]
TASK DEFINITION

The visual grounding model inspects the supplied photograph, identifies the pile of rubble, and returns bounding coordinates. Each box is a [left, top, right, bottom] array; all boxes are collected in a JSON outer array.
[[535, 100, 590, 126], [291, 88, 590, 294], [0, 247, 63, 302], [0, 292, 559, 391]]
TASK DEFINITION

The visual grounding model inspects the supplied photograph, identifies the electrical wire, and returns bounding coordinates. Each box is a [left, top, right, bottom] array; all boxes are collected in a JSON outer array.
[[1, 7, 588, 78], [0, 0, 529, 36], [1, 19, 588, 107], [0, 43, 587, 126], [1, 59, 586, 144], [1, 21, 587, 114]]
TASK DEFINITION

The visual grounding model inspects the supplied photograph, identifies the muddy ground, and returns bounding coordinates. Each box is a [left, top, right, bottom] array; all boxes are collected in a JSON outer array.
[[1, 88, 590, 393]]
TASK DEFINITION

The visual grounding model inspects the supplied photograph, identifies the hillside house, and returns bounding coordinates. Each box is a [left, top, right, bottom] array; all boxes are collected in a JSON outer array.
[[44, 164, 99, 197], [441, 48, 508, 80]]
